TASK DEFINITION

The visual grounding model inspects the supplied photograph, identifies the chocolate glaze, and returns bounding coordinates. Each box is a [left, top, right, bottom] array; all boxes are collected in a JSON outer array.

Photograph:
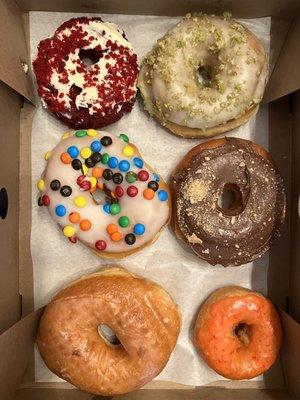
[[172, 138, 286, 266]]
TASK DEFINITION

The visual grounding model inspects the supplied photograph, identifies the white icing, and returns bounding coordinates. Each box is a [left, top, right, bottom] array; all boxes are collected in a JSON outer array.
[[40, 131, 170, 253], [139, 15, 268, 130], [47, 19, 136, 114]]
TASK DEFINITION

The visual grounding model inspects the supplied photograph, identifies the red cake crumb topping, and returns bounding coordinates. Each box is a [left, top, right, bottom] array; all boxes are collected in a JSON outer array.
[[33, 17, 138, 129]]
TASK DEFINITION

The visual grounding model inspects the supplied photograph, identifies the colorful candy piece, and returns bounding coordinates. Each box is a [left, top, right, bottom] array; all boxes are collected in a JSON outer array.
[[60, 185, 72, 197], [91, 140, 102, 153], [63, 225, 75, 237], [127, 186, 138, 197], [119, 133, 129, 142], [125, 233, 136, 245], [103, 203, 111, 214], [119, 160, 130, 172], [50, 179, 61, 191], [158, 190, 168, 201], [74, 196, 87, 207], [125, 171, 137, 183], [44, 151, 52, 160], [111, 231, 122, 242], [115, 186, 124, 197], [92, 167, 103, 178], [101, 153, 109, 164], [80, 147, 92, 159], [113, 173, 123, 184], [42, 194, 50, 206], [123, 145, 134, 157], [107, 224, 118, 235], [133, 157, 143, 168], [119, 216, 130, 228], [134, 223, 145, 235], [80, 219, 92, 231], [37, 179, 45, 191], [69, 212, 80, 223], [72, 159, 82, 170], [101, 136, 112, 146], [60, 152, 71, 164], [87, 129, 97, 137], [108, 157, 118, 169], [55, 204, 66, 217], [67, 146, 79, 158], [75, 130, 87, 137], [138, 170, 149, 182], [110, 203, 121, 215], [143, 188, 154, 200], [95, 240, 107, 251], [148, 181, 159, 191]]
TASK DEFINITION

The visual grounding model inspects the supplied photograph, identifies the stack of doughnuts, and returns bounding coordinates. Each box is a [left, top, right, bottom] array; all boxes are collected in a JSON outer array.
[[33, 12, 286, 396]]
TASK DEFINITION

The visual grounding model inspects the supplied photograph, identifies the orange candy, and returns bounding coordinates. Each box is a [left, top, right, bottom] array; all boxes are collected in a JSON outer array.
[[69, 212, 81, 224], [143, 188, 155, 200], [80, 219, 92, 231], [97, 182, 104, 190], [90, 186, 96, 193], [106, 224, 118, 235], [111, 231, 122, 242], [60, 152, 71, 164], [92, 167, 103, 178]]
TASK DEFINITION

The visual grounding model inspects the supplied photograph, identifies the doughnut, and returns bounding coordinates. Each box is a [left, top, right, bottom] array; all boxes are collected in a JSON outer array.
[[37, 266, 181, 395], [33, 17, 138, 129], [194, 286, 282, 379], [138, 13, 268, 138], [37, 129, 171, 257], [171, 137, 286, 266]]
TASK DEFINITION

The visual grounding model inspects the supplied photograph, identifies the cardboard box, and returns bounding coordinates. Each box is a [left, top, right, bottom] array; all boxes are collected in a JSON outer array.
[[0, 0, 300, 399]]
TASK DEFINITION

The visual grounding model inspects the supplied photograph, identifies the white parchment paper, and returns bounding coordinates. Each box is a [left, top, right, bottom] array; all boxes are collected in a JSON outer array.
[[29, 12, 271, 385]]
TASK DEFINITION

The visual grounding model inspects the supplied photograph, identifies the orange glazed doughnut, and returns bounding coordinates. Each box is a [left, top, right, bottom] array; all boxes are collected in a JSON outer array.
[[194, 286, 282, 380]]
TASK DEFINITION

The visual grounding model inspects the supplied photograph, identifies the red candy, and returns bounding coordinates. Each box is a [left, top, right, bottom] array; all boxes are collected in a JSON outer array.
[[80, 180, 92, 191], [138, 170, 149, 181], [42, 194, 50, 206], [115, 186, 124, 197], [95, 240, 107, 251], [76, 175, 85, 185], [127, 185, 138, 197], [68, 236, 77, 244]]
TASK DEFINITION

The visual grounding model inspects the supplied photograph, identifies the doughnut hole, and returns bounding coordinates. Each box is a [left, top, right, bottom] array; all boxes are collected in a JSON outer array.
[[233, 322, 251, 347], [98, 324, 121, 347], [217, 183, 243, 216], [197, 66, 213, 87], [79, 48, 108, 69]]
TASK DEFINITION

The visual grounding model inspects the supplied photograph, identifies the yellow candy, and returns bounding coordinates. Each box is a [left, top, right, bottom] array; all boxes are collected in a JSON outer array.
[[82, 164, 88, 175], [90, 176, 97, 188], [61, 131, 71, 139], [80, 147, 92, 159], [123, 145, 134, 157], [63, 225, 75, 237], [44, 151, 52, 160], [74, 196, 87, 208], [87, 129, 97, 137], [37, 179, 45, 191]]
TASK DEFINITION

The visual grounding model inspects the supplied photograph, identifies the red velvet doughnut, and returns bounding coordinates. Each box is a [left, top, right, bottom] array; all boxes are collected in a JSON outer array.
[[33, 17, 138, 129]]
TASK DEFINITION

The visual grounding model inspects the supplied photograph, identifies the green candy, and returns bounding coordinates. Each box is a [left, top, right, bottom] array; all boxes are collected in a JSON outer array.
[[125, 171, 137, 183], [101, 153, 109, 164], [75, 130, 87, 137], [118, 216, 130, 228], [119, 133, 129, 143], [110, 203, 121, 215]]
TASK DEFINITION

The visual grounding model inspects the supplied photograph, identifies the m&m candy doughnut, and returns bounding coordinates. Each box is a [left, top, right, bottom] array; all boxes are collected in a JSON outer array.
[[33, 17, 138, 129], [37, 130, 171, 257]]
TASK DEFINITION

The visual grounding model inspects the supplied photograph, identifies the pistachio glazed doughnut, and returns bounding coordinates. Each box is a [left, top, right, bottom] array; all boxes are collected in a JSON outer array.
[[37, 130, 170, 257], [138, 13, 268, 138]]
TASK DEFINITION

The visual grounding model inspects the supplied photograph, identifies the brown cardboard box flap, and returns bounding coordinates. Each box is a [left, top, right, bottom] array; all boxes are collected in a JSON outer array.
[[265, 15, 300, 102], [0, 308, 43, 400], [0, 0, 34, 103], [280, 311, 300, 400], [14, 0, 300, 18]]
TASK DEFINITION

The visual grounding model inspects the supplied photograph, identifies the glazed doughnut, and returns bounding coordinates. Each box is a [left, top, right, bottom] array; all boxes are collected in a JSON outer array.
[[37, 267, 181, 395], [138, 13, 268, 138], [37, 129, 170, 257], [194, 286, 282, 379], [171, 137, 285, 266], [33, 17, 138, 129]]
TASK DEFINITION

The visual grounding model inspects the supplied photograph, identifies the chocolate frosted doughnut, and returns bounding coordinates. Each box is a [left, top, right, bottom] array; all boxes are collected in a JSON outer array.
[[171, 138, 286, 266]]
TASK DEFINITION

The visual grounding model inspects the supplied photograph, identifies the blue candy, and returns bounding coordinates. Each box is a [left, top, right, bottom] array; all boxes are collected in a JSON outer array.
[[67, 146, 79, 158], [103, 203, 111, 214], [158, 189, 168, 201], [55, 204, 66, 217], [119, 160, 130, 172], [91, 140, 102, 153], [108, 156, 118, 169], [133, 223, 146, 235], [133, 157, 143, 168], [152, 173, 160, 182]]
